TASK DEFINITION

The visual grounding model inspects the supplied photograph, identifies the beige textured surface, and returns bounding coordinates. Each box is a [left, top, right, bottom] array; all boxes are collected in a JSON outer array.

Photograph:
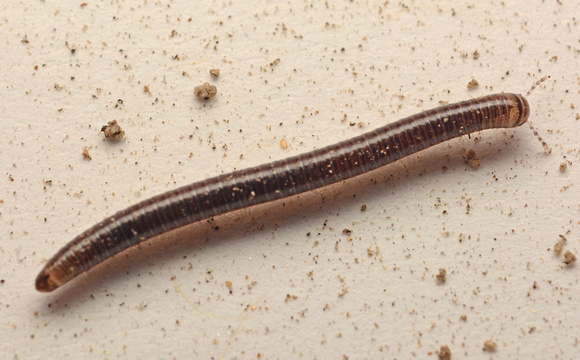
[[1, 1, 579, 359]]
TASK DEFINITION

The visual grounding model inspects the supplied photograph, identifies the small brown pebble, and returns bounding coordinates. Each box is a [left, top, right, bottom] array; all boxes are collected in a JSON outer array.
[[82, 147, 91, 160], [280, 139, 287, 148], [436, 268, 447, 284], [467, 79, 479, 89], [460, 314, 467, 321], [483, 340, 497, 351], [360, 204, 367, 212], [101, 120, 125, 140], [563, 251, 577, 265], [342, 228, 352, 235], [559, 163, 567, 171], [438, 345, 451, 360], [554, 240, 564, 255], [194, 82, 217, 100], [464, 149, 481, 168], [210, 68, 220, 78]]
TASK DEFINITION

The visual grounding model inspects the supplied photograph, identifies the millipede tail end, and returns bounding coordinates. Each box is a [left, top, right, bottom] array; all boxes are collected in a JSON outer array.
[[35, 269, 61, 293]]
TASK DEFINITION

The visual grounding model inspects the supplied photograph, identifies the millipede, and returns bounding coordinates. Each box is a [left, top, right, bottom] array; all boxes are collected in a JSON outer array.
[[36, 77, 551, 292]]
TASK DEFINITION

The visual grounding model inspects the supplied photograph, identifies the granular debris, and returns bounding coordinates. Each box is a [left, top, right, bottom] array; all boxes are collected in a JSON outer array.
[[438, 345, 451, 360], [194, 82, 217, 100], [464, 149, 480, 168], [82, 147, 91, 160], [563, 250, 577, 265], [101, 120, 125, 140], [467, 79, 479, 89], [483, 340, 497, 351], [436, 268, 447, 284], [554, 240, 564, 255]]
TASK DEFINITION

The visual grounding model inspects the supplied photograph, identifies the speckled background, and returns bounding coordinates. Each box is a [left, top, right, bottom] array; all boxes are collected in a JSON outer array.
[[1, 1, 578, 359]]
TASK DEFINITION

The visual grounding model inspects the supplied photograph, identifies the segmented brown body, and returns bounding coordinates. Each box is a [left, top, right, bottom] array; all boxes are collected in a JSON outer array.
[[36, 93, 533, 292]]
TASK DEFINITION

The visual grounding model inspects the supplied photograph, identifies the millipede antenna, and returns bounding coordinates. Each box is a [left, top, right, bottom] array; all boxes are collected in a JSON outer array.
[[525, 76, 552, 154]]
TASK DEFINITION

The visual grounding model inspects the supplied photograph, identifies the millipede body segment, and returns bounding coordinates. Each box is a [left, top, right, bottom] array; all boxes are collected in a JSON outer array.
[[36, 92, 543, 292]]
